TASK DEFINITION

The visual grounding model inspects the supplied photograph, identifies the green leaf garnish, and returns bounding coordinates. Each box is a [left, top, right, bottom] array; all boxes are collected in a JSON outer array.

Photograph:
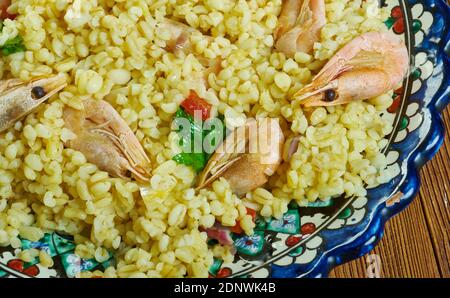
[[172, 108, 227, 173], [0, 35, 26, 56]]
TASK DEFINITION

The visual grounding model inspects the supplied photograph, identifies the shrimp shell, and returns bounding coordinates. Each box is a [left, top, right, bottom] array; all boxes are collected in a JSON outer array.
[[63, 98, 151, 182], [293, 31, 409, 107], [0, 75, 67, 133], [197, 118, 284, 196], [158, 18, 222, 89], [274, 0, 326, 57], [158, 18, 204, 55]]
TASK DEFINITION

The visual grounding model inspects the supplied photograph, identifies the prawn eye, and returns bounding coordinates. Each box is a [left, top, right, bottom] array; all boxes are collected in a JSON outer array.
[[32, 86, 46, 99], [324, 89, 336, 102]]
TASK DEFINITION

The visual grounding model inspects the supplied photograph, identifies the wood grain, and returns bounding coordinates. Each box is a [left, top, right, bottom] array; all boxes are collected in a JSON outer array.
[[330, 106, 450, 278]]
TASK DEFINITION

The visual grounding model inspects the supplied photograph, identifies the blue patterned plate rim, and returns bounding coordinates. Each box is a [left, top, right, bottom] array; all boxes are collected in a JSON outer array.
[[311, 0, 450, 278]]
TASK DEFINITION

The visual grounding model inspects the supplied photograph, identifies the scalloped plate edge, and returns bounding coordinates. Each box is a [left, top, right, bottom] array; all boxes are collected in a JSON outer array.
[[309, 0, 450, 278]]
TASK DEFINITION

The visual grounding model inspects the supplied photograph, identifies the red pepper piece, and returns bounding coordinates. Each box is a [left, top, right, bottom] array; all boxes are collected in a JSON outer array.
[[180, 90, 211, 120]]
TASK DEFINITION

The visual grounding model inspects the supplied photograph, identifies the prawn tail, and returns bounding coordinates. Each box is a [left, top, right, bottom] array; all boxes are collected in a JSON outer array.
[[274, 0, 320, 56], [297, 0, 313, 25], [273, 25, 286, 42], [274, 0, 304, 41], [275, 22, 319, 57]]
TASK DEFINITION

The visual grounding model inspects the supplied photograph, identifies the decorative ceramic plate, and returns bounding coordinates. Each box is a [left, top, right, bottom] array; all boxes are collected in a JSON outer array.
[[1, 0, 449, 278]]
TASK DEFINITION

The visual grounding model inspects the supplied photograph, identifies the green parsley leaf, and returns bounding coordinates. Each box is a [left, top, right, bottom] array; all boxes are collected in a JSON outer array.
[[0, 35, 26, 56], [172, 107, 227, 173]]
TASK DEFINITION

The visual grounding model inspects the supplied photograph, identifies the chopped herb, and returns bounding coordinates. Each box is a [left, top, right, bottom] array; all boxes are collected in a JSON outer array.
[[0, 35, 26, 56], [172, 152, 207, 173], [173, 107, 204, 143], [172, 107, 227, 173]]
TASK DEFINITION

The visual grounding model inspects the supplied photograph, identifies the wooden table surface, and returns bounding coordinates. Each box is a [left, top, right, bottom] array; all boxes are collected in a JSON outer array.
[[330, 106, 450, 278]]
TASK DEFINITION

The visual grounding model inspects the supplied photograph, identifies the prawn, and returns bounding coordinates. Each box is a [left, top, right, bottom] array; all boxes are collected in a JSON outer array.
[[158, 18, 222, 88], [292, 31, 409, 107], [0, 75, 67, 133], [197, 118, 284, 196], [63, 98, 151, 182], [158, 18, 204, 56], [274, 0, 326, 57]]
